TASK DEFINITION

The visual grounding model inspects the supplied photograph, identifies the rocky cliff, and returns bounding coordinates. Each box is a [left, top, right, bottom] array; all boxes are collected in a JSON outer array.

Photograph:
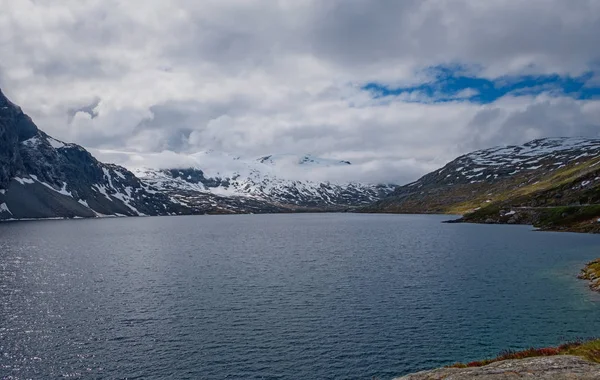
[[0, 89, 193, 219]]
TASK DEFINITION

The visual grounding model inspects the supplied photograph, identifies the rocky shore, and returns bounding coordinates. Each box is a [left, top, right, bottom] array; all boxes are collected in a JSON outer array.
[[392, 262, 600, 379], [394, 355, 600, 379], [578, 259, 600, 292], [449, 205, 600, 234]]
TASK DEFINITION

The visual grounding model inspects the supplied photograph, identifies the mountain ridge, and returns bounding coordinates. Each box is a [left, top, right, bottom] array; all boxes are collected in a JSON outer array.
[[133, 152, 396, 209], [0, 88, 395, 220]]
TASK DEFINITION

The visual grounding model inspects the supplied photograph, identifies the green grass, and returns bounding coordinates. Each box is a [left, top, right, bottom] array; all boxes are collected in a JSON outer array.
[[461, 204, 501, 220], [536, 205, 600, 228], [446, 156, 600, 215], [448, 339, 600, 368]]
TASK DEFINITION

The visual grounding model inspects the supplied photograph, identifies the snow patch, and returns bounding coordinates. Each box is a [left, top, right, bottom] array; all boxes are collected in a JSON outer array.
[[48, 137, 65, 149], [102, 167, 114, 189], [14, 177, 35, 185], [114, 170, 126, 180], [35, 179, 73, 198], [57, 182, 73, 197], [21, 135, 41, 147], [0, 202, 12, 215]]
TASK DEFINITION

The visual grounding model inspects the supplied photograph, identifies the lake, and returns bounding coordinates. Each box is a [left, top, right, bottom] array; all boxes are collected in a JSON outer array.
[[2, 213, 600, 379]]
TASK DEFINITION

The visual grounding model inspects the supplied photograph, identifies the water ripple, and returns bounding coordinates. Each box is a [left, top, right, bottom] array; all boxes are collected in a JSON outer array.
[[1, 214, 600, 379]]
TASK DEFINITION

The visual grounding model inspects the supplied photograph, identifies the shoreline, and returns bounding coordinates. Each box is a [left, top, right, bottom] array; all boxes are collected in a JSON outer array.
[[449, 205, 600, 234], [394, 339, 600, 379], [4, 208, 600, 236], [394, 251, 600, 378], [579, 259, 600, 292]]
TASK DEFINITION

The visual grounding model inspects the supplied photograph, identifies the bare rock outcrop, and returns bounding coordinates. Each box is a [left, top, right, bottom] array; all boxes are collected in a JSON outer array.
[[394, 355, 600, 380]]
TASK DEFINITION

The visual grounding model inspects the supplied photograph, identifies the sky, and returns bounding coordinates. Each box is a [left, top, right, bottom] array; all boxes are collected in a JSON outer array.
[[1, 0, 600, 185]]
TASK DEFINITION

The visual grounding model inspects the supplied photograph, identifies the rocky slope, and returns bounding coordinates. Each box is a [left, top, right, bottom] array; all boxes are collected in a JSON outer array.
[[365, 137, 600, 232]]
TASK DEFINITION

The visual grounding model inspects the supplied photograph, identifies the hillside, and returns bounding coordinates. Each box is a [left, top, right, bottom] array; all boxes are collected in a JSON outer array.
[[365, 137, 600, 232]]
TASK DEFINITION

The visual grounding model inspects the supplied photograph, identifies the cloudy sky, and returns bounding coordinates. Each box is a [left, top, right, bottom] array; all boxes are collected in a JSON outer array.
[[1, 0, 599, 184]]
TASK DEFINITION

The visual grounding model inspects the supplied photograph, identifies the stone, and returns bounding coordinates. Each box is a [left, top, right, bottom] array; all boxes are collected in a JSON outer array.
[[394, 355, 600, 379]]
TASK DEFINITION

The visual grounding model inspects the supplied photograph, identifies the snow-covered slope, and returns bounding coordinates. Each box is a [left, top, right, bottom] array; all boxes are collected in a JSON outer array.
[[408, 137, 600, 188], [368, 137, 600, 214], [134, 152, 396, 208]]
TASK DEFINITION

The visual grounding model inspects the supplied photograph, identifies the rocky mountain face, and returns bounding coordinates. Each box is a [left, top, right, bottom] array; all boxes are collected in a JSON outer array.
[[0, 88, 395, 220], [366, 137, 600, 232], [0, 89, 194, 220]]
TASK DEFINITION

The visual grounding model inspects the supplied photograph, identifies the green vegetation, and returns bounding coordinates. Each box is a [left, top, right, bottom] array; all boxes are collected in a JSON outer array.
[[459, 204, 600, 233], [448, 155, 600, 232], [537, 205, 600, 228], [448, 339, 600, 368], [447, 156, 600, 218]]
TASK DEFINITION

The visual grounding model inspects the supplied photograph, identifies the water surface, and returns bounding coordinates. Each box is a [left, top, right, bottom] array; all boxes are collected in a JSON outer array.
[[1, 214, 600, 379]]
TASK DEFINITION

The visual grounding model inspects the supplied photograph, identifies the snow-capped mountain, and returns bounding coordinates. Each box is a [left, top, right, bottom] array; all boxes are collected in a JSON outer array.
[[413, 137, 600, 188], [368, 137, 600, 214], [0, 88, 396, 220], [256, 154, 351, 167], [134, 152, 396, 208]]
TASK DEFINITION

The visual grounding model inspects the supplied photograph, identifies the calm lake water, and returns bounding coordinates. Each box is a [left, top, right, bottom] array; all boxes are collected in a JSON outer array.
[[2, 213, 600, 379]]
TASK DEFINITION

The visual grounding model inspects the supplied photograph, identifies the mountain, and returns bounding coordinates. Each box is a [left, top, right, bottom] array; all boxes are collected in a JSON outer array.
[[365, 137, 600, 232], [0, 89, 195, 220], [133, 152, 396, 210], [0, 88, 395, 220]]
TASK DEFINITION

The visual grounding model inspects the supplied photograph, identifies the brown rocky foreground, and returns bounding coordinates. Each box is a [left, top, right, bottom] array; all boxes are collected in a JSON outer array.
[[394, 356, 600, 379]]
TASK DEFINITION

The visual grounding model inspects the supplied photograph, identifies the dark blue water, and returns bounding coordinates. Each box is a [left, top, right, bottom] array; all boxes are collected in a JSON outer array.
[[1, 214, 600, 379]]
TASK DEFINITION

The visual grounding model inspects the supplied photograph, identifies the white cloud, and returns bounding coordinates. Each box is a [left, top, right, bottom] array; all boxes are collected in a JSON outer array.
[[1, 0, 599, 184]]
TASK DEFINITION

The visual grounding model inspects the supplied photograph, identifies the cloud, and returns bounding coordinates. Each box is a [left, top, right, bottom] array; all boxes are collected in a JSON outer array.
[[1, 0, 599, 184]]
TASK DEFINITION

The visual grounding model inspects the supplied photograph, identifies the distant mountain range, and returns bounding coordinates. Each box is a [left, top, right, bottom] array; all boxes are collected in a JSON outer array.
[[365, 137, 600, 233], [0, 88, 396, 220], [4, 86, 600, 230], [134, 152, 395, 210]]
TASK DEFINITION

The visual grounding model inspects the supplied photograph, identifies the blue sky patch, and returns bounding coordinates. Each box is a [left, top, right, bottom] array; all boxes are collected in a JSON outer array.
[[363, 66, 600, 104]]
